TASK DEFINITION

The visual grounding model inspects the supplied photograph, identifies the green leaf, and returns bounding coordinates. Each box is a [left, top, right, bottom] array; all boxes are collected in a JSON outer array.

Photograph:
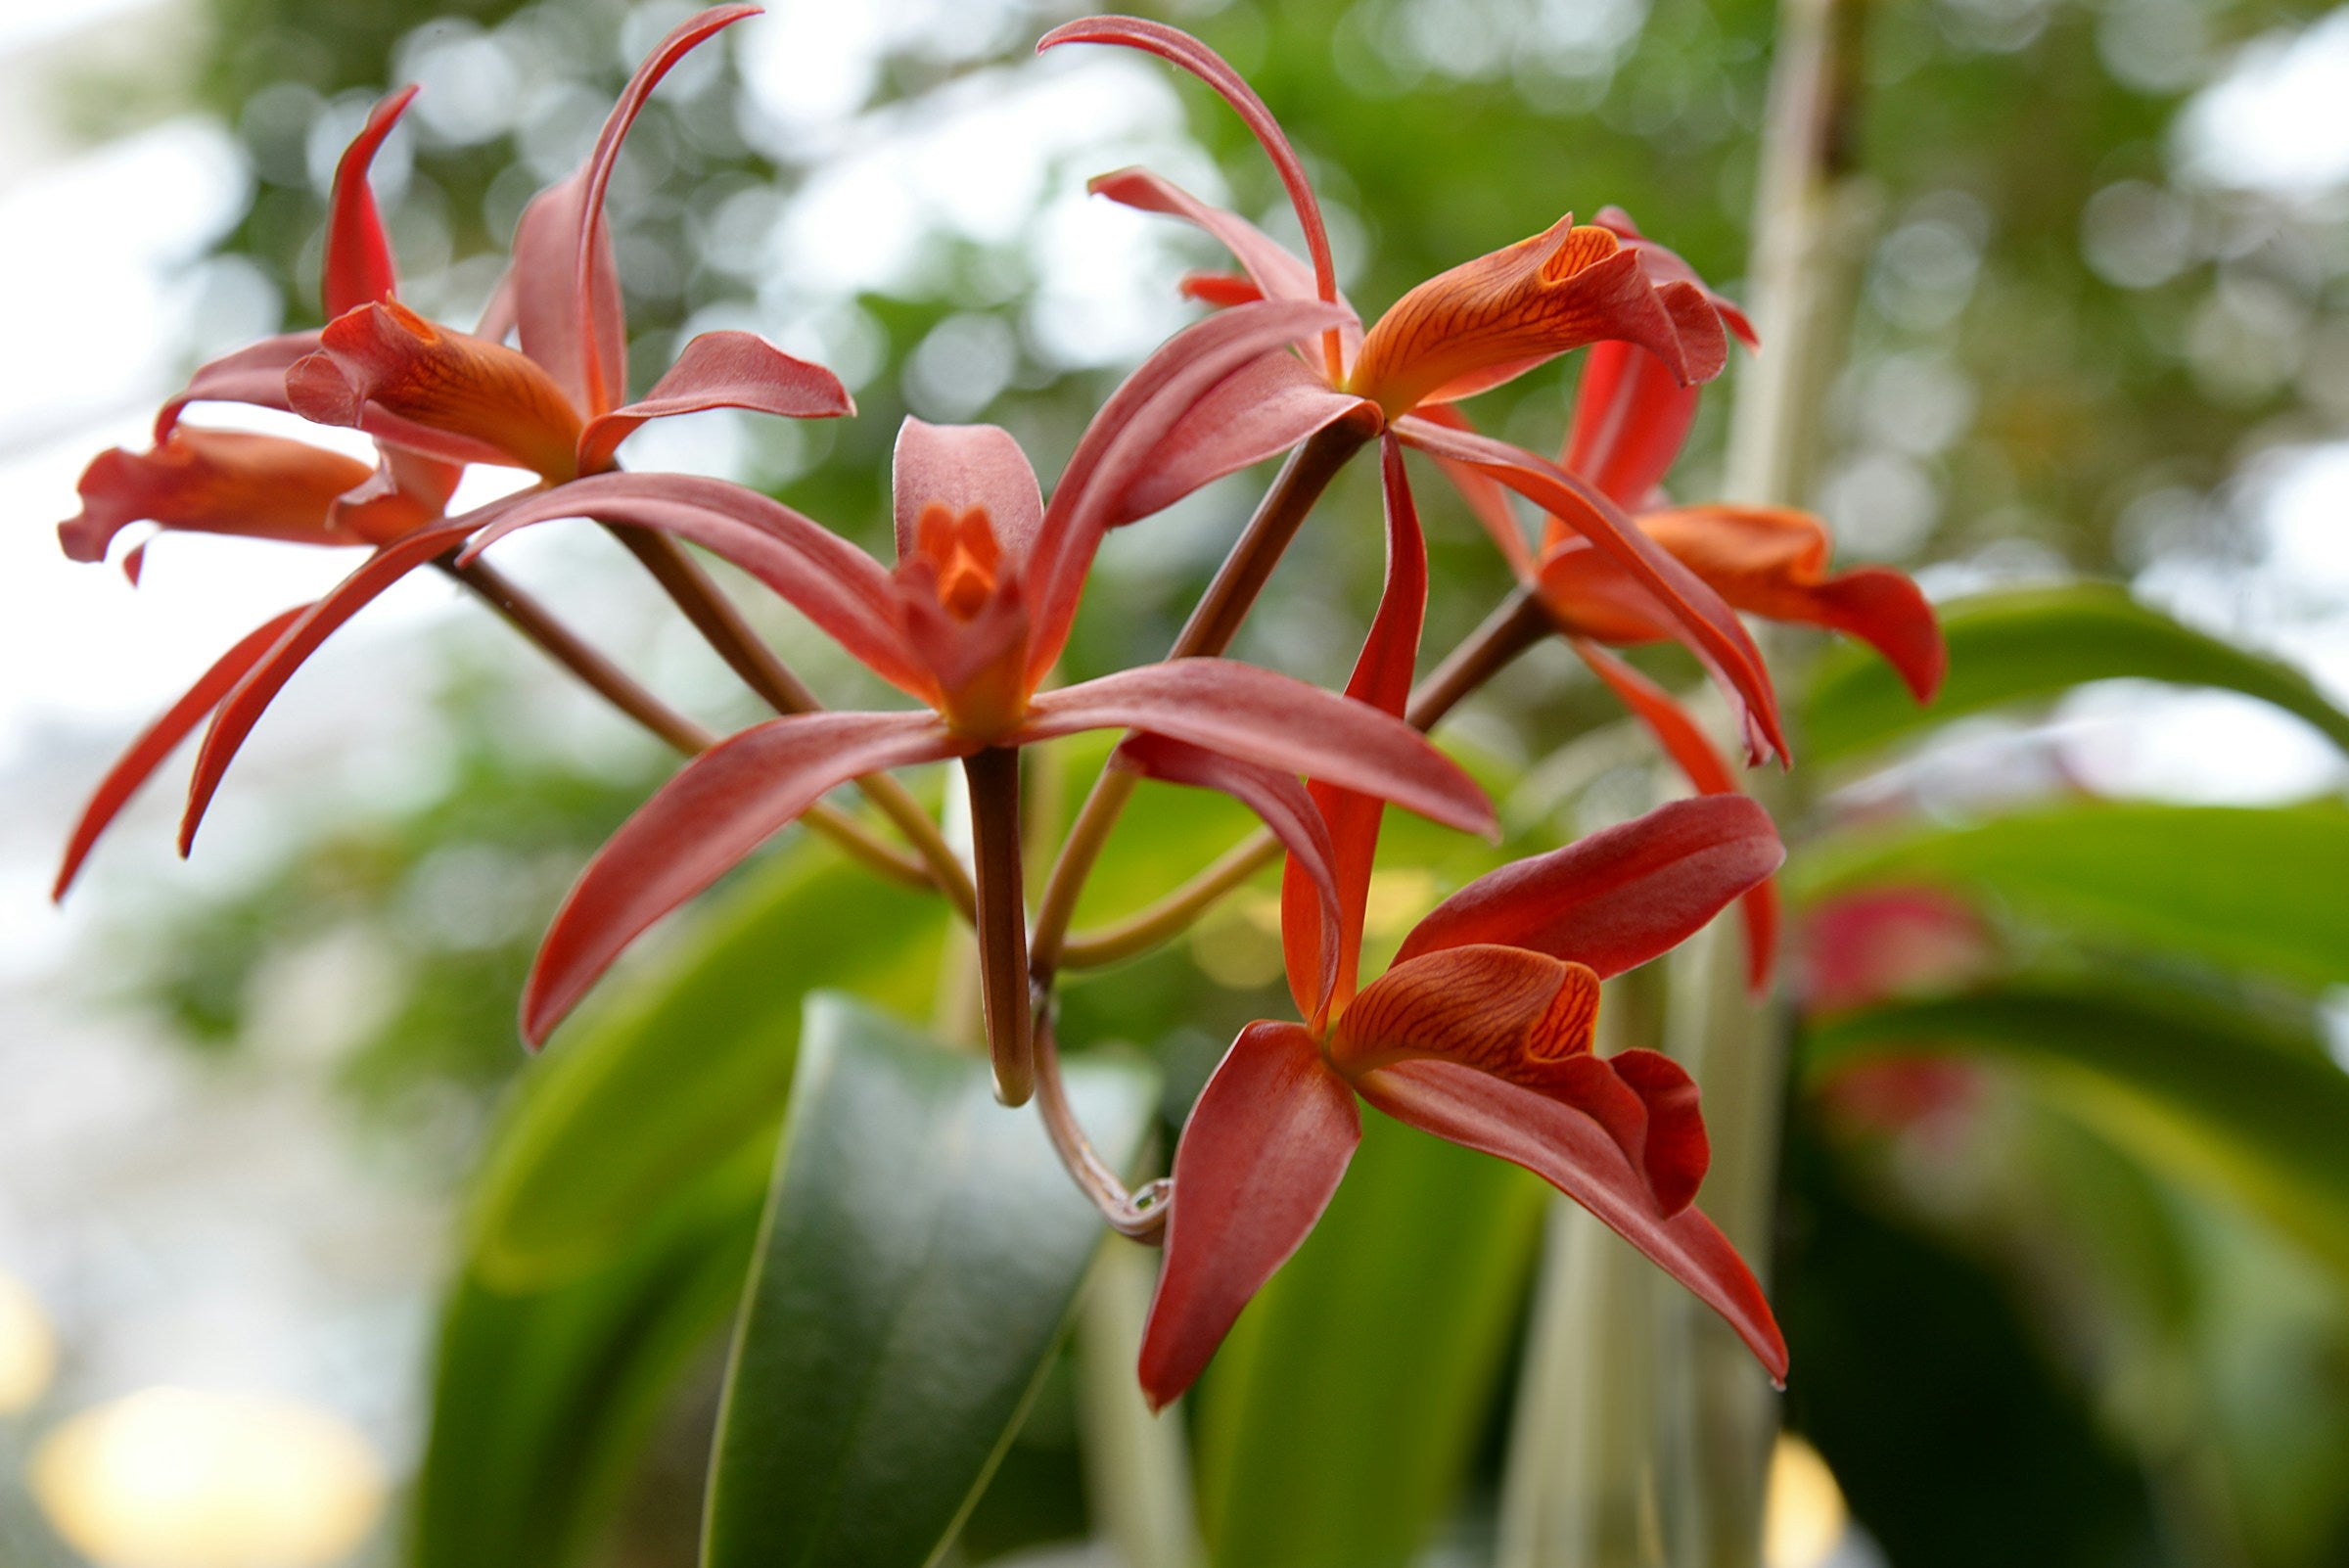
[[1803, 582, 2349, 763], [1795, 802, 2349, 992], [413, 1148, 765, 1568], [1805, 983, 2349, 1275], [1193, 1111, 1545, 1568], [467, 836, 950, 1288], [704, 994, 1157, 1568]]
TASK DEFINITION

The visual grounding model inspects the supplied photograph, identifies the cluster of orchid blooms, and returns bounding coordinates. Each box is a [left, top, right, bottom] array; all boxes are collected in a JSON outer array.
[[52, 9, 1945, 1407]]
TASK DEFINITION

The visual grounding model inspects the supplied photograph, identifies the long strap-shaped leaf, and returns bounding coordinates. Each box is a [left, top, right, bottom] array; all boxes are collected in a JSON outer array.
[[1803, 580, 2349, 763], [1805, 982, 2349, 1277], [704, 994, 1156, 1568]]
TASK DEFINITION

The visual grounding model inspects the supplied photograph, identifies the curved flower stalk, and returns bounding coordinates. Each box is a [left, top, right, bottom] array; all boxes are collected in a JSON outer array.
[[1129, 436, 1788, 1408], [471, 416, 1497, 1108], [1037, 15, 1786, 766], [50, 7, 864, 895]]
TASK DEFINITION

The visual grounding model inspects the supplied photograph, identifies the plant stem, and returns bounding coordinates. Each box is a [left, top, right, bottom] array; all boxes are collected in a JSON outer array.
[[1029, 418, 1372, 977], [445, 557, 930, 890], [1033, 1001, 1172, 1239], [1055, 581, 1549, 972], [965, 746, 1035, 1106], [607, 523, 979, 921]]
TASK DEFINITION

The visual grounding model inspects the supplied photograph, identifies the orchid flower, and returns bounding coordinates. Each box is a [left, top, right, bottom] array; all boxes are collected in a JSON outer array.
[[1433, 262, 1946, 986], [52, 6, 859, 897], [1124, 435, 1788, 1408], [465, 416, 1497, 1108], [1036, 15, 1786, 765]]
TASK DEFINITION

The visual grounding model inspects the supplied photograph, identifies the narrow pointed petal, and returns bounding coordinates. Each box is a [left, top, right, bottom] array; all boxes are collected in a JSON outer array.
[[576, 331, 852, 473], [1027, 298, 1358, 681], [60, 430, 377, 565], [289, 301, 584, 478], [1039, 19, 1340, 331], [1086, 166, 1363, 363], [460, 473, 933, 701], [511, 176, 622, 414], [1395, 415, 1786, 763], [322, 85, 417, 317], [1179, 270, 1267, 309], [1105, 349, 1371, 529], [1351, 218, 1727, 418], [1138, 1021, 1360, 1409], [526, 709, 960, 1042], [154, 333, 320, 437], [1395, 794, 1782, 978], [1639, 506, 1947, 703], [1407, 403, 1536, 579], [1560, 341, 1698, 513], [181, 515, 487, 852], [1357, 1056, 1785, 1380], [54, 605, 309, 899], [1571, 639, 1778, 991], [560, 4, 760, 413], [1018, 660, 1494, 840], [1116, 732, 1343, 1015], [892, 417, 1044, 566], [1282, 438, 1426, 1022]]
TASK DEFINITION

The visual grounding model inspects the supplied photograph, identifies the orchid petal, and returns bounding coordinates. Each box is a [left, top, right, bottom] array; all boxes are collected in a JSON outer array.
[[1281, 437, 1427, 1023], [460, 473, 933, 702], [1027, 298, 1358, 681], [1560, 342, 1699, 513], [1105, 349, 1370, 529], [1018, 660, 1494, 840], [181, 515, 488, 852], [1351, 217, 1727, 418], [576, 331, 852, 474], [1138, 1021, 1360, 1409], [1639, 506, 1947, 703], [322, 85, 417, 317], [525, 710, 961, 1042], [558, 5, 760, 413], [1395, 794, 1781, 978], [1087, 166, 1363, 363], [289, 301, 585, 479], [1395, 414, 1786, 763], [1572, 639, 1779, 992], [1406, 403, 1536, 580], [53, 605, 309, 900], [1607, 1047, 1709, 1216], [1356, 1056, 1785, 1379], [1180, 271, 1266, 309], [1594, 206, 1758, 348], [154, 333, 320, 438], [59, 430, 376, 565], [892, 417, 1044, 567], [1332, 943, 1712, 1213], [1116, 732, 1343, 1013], [1040, 18, 1340, 363]]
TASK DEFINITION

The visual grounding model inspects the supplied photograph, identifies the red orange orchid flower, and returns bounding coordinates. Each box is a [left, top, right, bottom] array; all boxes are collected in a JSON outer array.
[[468, 415, 1497, 1107], [1037, 15, 1787, 766], [53, 7, 855, 897], [1433, 273, 1947, 987], [1125, 438, 1788, 1408]]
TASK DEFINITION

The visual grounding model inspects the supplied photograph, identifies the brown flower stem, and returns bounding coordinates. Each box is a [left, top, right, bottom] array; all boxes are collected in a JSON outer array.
[[1056, 581, 1552, 972], [965, 745, 1035, 1106], [445, 557, 930, 892], [1030, 417, 1374, 979], [1405, 582, 1549, 731], [605, 523, 978, 920], [1033, 996, 1171, 1241]]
